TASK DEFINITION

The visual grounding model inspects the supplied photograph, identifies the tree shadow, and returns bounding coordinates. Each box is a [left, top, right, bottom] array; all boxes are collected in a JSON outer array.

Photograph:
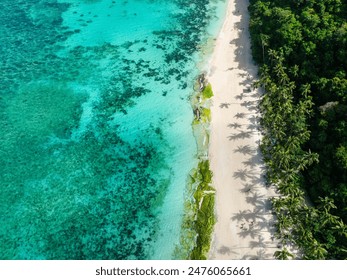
[[250, 93, 260, 98], [247, 123, 258, 131], [249, 236, 266, 249], [246, 192, 265, 206], [232, 0, 255, 74], [242, 249, 273, 260], [242, 159, 257, 168], [241, 100, 255, 107], [220, 102, 231, 108], [239, 80, 252, 87], [237, 226, 261, 239], [237, 72, 248, 79], [232, 8, 242, 16], [247, 105, 259, 112], [228, 131, 253, 141], [233, 21, 243, 31], [254, 198, 273, 214], [229, 38, 238, 45], [242, 150, 265, 167], [217, 245, 238, 256], [248, 115, 260, 124], [233, 169, 248, 181], [235, 93, 244, 100], [227, 122, 242, 129], [234, 112, 246, 119], [231, 209, 253, 222], [249, 175, 265, 186], [233, 168, 255, 181], [240, 183, 255, 193], [234, 145, 256, 155], [231, 208, 266, 223], [257, 220, 271, 231], [257, 216, 277, 231]]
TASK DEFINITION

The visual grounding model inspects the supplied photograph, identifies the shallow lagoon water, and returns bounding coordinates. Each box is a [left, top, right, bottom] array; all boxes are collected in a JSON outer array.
[[0, 0, 226, 259]]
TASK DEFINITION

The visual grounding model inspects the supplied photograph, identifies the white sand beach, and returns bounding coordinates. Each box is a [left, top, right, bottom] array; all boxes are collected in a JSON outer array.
[[208, 0, 278, 259]]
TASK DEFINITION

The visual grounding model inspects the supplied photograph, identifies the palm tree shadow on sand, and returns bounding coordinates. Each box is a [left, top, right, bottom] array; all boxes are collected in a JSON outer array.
[[249, 235, 267, 249], [233, 168, 255, 181], [234, 112, 246, 119], [245, 192, 265, 206], [240, 183, 255, 193], [237, 227, 261, 239], [228, 122, 242, 129], [231, 208, 266, 223], [220, 102, 231, 108], [216, 245, 239, 256], [253, 198, 273, 213], [228, 131, 253, 141], [241, 249, 273, 260], [241, 149, 265, 167], [234, 144, 256, 155]]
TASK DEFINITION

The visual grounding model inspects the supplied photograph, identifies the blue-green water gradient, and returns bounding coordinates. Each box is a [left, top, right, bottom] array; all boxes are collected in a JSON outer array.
[[0, 0, 226, 259]]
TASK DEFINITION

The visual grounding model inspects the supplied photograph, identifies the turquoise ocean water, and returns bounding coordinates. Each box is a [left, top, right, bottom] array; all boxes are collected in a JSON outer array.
[[0, 0, 226, 259]]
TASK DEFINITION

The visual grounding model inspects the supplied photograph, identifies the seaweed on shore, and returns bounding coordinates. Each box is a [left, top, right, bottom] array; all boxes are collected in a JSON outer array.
[[173, 77, 215, 260], [201, 83, 214, 99], [189, 160, 215, 260]]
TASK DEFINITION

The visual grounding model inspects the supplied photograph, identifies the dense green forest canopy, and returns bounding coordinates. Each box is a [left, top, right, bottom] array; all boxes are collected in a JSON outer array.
[[248, 0, 347, 259]]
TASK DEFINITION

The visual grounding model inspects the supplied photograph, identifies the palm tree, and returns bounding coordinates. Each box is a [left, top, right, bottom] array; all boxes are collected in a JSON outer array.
[[276, 213, 293, 234], [274, 247, 294, 260], [260, 34, 270, 63], [332, 220, 347, 238], [271, 197, 287, 213], [294, 225, 314, 248], [318, 197, 337, 214], [306, 240, 327, 260], [301, 83, 311, 95]]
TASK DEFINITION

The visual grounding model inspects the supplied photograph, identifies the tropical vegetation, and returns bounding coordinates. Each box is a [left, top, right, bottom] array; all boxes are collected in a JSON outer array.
[[249, 0, 347, 259]]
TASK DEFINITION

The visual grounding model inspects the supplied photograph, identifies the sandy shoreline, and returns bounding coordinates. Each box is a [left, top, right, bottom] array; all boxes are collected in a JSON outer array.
[[207, 0, 278, 259]]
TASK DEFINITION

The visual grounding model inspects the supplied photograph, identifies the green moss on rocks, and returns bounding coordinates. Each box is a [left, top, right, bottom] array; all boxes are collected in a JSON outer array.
[[174, 78, 215, 260], [202, 83, 213, 99], [189, 160, 215, 260], [201, 108, 211, 122]]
